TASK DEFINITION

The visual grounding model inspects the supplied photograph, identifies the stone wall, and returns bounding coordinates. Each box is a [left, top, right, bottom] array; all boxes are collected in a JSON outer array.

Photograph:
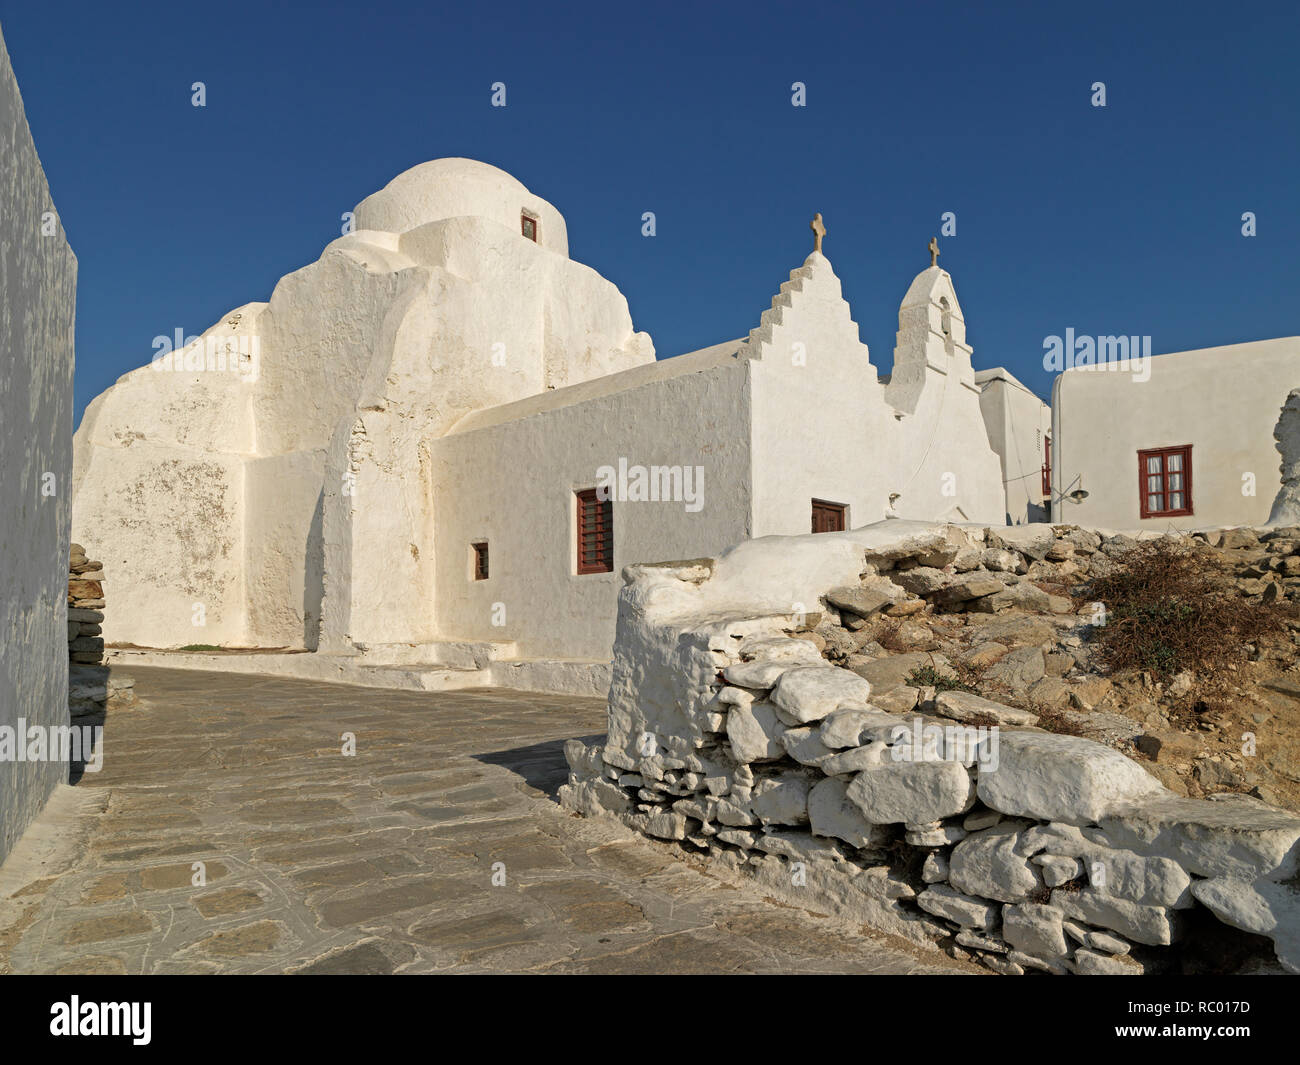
[[0, 21, 77, 867], [67, 544, 133, 719], [560, 520, 1300, 974]]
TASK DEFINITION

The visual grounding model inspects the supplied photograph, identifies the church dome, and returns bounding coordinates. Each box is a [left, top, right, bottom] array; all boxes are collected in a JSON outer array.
[[352, 158, 568, 256]]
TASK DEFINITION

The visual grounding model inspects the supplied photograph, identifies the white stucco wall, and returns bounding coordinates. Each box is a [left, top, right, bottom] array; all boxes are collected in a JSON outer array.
[[433, 349, 753, 661], [0, 22, 77, 865], [1052, 337, 1300, 530], [977, 368, 1052, 524], [71, 306, 258, 647]]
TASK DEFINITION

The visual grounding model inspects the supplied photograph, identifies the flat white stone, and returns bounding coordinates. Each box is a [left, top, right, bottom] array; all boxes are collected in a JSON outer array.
[[808, 776, 887, 849], [1003, 902, 1069, 959], [748, 776, 811, 826], [948, 823, 1042, 904], [1190, 877, 1300, 974], [770, 666, 873, 724], [977, 731, 1166, 826], [725, 700, 786, 764], [736, 635, 824, 665], [916, 884, 999, 930], [818, 707, 903, 749], [723, 659, 790, 689], [819, 742, 889, 775], [934, 690, 1039, 727], [1035, 854, 1083, 887], [1099, 795, 1300, 881], [779, 725, 836, 766], [1051, 889, 1179, 946], [1086, 931, 1131, 955], [846, 760, 975, 825]]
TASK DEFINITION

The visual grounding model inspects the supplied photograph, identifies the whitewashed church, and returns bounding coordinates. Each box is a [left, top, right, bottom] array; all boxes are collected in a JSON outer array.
[[72, 158, 1037, 677]]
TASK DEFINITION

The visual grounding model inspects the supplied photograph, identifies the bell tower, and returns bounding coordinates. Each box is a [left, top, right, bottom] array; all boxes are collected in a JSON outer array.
[[885, 240, 978, 415]]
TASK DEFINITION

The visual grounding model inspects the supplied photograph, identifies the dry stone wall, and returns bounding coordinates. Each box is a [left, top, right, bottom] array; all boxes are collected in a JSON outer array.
[[68, 544, 134, 718], [560, 520, 1300, 975]]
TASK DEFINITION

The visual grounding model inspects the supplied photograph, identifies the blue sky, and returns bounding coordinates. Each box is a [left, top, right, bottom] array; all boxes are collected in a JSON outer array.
[[3, 0, 1296, 422]]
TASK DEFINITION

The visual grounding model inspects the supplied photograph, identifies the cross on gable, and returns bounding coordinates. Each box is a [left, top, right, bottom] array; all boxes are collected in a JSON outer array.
[[810, 213, 826, 253]]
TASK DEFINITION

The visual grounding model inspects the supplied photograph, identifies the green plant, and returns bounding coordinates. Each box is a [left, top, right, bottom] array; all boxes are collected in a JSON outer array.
[[179, 644, 221, 652], [905, 665, 980, 694]]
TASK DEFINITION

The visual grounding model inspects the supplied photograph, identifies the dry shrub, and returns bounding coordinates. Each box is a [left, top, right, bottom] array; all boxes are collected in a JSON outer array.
[[1085, 538, 1286, 682], [1028, 703, 1087, 737], [874, 617, 912, 653]]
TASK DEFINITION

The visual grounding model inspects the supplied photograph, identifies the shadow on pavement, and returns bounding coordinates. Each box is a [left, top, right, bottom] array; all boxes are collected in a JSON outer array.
[[473, 734, 604, 798]]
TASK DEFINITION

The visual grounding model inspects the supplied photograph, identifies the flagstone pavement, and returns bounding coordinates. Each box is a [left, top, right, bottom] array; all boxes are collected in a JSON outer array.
[[0, 667, 969, 975]]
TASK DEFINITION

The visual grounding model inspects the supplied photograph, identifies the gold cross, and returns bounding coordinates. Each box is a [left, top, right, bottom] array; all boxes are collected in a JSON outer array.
[[928, 237, 940, 267], [810, 213, 826, 254]]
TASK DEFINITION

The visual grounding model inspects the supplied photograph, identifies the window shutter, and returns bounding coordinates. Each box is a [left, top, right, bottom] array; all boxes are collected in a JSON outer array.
[[576, 489, 613, 573]]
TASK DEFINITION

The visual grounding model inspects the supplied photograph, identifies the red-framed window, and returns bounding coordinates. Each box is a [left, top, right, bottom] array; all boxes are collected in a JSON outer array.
[[576, 489, 613, 573], [471, 542, 489, 581], [1138, 445, 1193, 518], [1041, 436, 1052, 498], [521, 213, 538, 242], [811, 499, 847, 534]]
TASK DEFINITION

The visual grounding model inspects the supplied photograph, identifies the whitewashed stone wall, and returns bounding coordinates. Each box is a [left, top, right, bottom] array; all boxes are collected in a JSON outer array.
[[561, 520, 1300, 974], [0, 22, 77, 865]]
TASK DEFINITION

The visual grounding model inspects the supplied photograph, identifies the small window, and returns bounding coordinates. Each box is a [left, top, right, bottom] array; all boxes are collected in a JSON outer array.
[[811, 499, 847, 534], [472, 542, 489, 581], [1041, 436, 1052, 498], [576, 489, 613, 573], [1138, 445, 1193, 518], [521, 213, 538, 242]]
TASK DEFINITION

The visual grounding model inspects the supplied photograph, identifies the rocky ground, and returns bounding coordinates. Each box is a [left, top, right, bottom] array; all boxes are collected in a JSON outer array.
[[799, 523, 1300, 814]]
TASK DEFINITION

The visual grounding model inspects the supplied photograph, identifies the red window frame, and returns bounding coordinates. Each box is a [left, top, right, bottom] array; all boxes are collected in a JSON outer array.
[[576, 489, 613, 574], [811, 499, 847, 534], [472, 542, 489, 581], [521, 213, 538, 242], [1137, 445, 1193, 518], [1041, 436, 1052, 498]]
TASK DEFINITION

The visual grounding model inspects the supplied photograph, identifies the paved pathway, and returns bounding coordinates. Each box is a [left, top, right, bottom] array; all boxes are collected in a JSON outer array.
[[0, 667, 965, 974]]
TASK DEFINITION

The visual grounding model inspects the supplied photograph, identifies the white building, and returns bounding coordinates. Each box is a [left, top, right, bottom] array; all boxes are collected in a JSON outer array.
[[73, 158, 1018, 674], [976, 367, 1052, 524], [1050, 338, 1300, 530]]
